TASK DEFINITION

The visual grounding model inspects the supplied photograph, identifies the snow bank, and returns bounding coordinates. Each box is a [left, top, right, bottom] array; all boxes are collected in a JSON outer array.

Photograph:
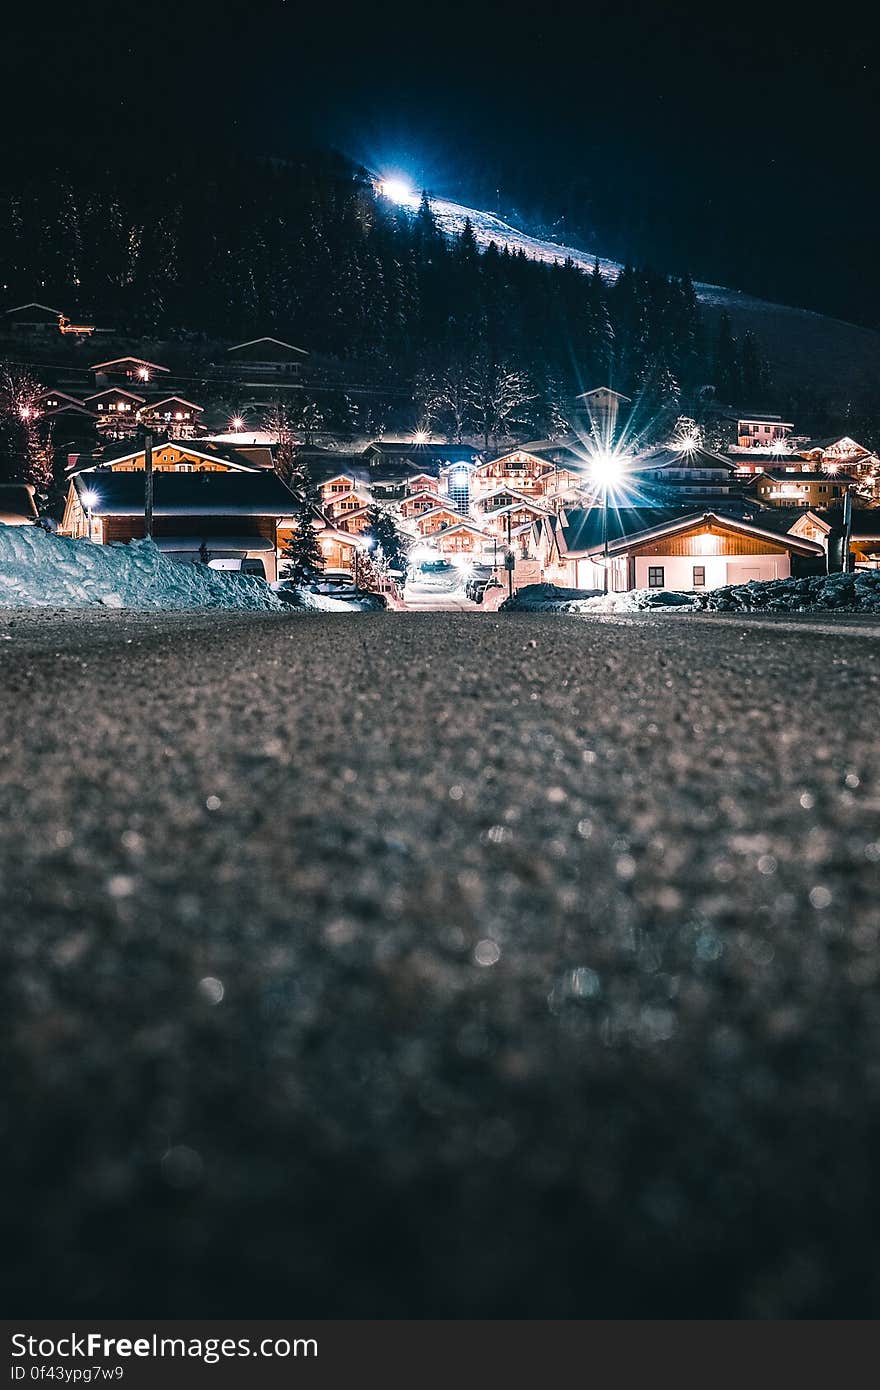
[[500, 583, 603, 612], [274, 585, 386, 612], [0, 525, 281, 610], [501, 573, 880, 617], [501, 583, 691, 613], [694, 571, 880, 614]]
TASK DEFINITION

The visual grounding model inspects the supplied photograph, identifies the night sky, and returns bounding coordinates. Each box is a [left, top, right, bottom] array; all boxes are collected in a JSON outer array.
[[5, 0, 879, 324]]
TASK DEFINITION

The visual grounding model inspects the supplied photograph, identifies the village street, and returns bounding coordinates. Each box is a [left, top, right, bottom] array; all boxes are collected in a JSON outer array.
[[2, 606, 880, 1317]]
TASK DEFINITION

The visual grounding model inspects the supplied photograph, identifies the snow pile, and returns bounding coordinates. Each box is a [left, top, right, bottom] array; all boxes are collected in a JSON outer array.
[[502, 583, 692, 613], [0, 525, 281, 610], [694, 571, 880, 614], [273, 584, 386, 612], [500, 583, 603, 612]]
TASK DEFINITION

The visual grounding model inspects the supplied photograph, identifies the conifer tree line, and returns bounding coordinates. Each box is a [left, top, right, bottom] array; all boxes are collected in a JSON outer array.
[[0, 148, 775, 443]]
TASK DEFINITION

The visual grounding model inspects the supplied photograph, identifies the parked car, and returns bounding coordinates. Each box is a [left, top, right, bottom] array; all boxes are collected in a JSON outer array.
[[465, 572, 503, 604]]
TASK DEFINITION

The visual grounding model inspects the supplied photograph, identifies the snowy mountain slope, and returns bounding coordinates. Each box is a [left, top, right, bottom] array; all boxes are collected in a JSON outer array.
[[381, 183, 880, 398]]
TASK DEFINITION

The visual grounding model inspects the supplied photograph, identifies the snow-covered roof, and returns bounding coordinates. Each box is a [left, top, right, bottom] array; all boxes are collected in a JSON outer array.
[[226, 337, 308, 358], [71, 470, 297, 516], [89, 357, 170, 373]]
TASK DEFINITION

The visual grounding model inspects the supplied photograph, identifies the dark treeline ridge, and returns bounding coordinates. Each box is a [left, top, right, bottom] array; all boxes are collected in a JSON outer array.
[[0, 146, 770, 422]]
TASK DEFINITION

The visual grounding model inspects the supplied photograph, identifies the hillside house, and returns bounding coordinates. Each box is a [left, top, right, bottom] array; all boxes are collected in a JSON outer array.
[[89, 358, 170, 386], [725, 412, 794, 451], [2, 303, 64, 336], [224, 338, 308, 377], [137, 397, 204, 438], [753, 470, 857, 508]]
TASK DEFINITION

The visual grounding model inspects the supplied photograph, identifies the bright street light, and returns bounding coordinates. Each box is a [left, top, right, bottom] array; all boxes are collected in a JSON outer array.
[[230, 416, 245, 432], [80, 489, 99, 540], [589, 449, 624, 595]]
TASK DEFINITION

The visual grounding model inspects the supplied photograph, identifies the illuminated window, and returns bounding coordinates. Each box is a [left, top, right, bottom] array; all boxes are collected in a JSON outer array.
[[648, 566, 665, 588], [693, 566, 706, 587]]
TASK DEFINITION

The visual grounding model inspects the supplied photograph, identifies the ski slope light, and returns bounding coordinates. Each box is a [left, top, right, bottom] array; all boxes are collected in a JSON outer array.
[[230, 416, 245, 432], [380, 178, 417, 207], [412, 430, 430, 444]]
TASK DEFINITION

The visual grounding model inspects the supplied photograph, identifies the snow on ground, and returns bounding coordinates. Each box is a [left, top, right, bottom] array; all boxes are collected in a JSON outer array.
[[694, 571, 880, 614], [0, 525, 282, 610], [503, 574, 880, 615]]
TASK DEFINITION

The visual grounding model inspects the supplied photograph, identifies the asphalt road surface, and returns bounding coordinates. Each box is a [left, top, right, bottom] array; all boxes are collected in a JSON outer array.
[[2, 606, 880, 1317]]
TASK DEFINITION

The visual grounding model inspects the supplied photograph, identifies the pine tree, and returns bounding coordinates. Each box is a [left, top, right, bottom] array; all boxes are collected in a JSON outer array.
[[364, 504, 408, 572], [281, 512, 324, 584]]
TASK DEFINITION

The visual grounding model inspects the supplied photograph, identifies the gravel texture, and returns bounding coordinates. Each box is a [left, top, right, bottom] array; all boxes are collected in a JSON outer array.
[[1, 606, 880, 1317]]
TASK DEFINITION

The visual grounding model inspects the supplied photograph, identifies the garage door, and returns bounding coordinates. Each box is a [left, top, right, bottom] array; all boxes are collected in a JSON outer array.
[[726, 562, 773, 583]]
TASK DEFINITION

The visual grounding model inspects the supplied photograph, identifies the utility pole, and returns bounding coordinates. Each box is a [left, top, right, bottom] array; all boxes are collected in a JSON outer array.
[[144, 431, 154, 540], [842, 487, 853, 574], [602, 480, 610, 594], [506, 508, 514, 600]]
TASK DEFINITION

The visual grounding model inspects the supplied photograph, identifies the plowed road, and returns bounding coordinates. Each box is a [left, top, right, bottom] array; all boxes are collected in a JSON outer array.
[[2, 606, 879, 1316]]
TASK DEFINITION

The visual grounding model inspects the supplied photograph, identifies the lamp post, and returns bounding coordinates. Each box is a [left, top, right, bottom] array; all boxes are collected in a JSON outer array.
[[589, 450, 622, 594], [80, 489, 99, 541]]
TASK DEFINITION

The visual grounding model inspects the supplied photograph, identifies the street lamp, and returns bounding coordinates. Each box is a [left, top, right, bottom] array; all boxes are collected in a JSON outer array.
[[230, 415, 245, 433], [80, 489, 99, 540], [589, 450, 622, 594]]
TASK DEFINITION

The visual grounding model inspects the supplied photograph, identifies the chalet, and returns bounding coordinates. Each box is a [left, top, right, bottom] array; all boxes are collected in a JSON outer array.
[[0, 484, 39, 525], [224, 338, 308, 377], [573, 387, 632, 445], [800, 435, 872, 466], [427, 520, 488, 556], [413, 505, 473, 538], [723, 411, 794, 451], [83, 388, 146, 430], [471, 450, 554, 497], [364, 441, 480, 474], [89, 358, 170, 386], [535, 507, 824, 591], [69, 439, 262, 474], [332, 504, 374, 537], [753, 470, 857, 508], [137, 397, 204, 437], [38, 389, 85, 412], [325, 489, 372, 520], [404, 473, 441, 495], [399, 489, 445, 520], [630, 445, 746, 507], [3, 303, 63, 336], [62, 470, 298, 582]]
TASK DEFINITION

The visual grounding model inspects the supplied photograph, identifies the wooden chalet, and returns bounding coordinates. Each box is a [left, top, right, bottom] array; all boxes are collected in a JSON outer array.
[[70, 439, 263, 475], [137, 397, 204, 437], [413, 504, 473, 538], [83, 388, 146, 433], [224, 338, 308, 377], [2, 303, 63, 336], [62, 470, 299, 581], [753, 470, 857, 508], [470, 450, 553, 497], [535, 507, 824, 591], [89, 357, 170, 386], [425, 520, 488, 556]]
